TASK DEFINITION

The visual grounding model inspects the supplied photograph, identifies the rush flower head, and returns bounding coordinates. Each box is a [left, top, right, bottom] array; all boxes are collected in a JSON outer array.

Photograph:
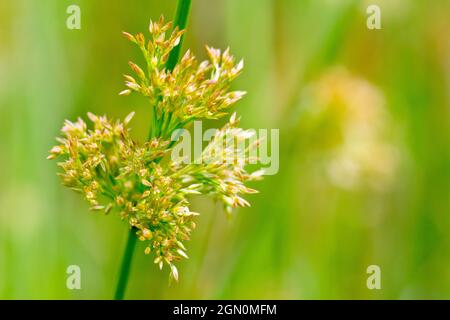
[[295, 67, 398, 191], [121, 16, 246, 139], [48, 17, 263, 281]]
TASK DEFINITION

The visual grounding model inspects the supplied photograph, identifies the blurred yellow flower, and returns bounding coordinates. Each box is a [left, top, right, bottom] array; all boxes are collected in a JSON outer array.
[[297, 67, 399, 191]]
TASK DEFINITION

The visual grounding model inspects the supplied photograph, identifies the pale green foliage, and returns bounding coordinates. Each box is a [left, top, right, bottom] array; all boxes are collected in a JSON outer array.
[[48, 17, 262, 281]]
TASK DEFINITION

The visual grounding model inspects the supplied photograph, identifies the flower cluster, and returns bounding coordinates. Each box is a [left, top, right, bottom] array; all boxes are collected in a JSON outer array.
[[172, 113, 264, 217], [121, 16, 246, 139], [49, 17, 262, 281], [295, 67, 398, 190]]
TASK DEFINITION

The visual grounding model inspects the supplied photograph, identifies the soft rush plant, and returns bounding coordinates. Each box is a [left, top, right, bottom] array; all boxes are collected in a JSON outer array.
[[48, 0, 263, 299]]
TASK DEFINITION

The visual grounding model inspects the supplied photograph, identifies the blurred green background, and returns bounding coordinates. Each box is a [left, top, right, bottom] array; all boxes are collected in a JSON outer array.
[[0, 0, 449, 299]]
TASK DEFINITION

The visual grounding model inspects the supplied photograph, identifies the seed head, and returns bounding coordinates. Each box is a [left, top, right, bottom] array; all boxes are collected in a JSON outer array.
[[49, 17, 264, 281]]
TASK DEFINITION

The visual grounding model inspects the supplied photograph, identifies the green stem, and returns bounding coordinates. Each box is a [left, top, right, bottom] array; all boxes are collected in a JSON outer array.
[[114, 227, 138, 300], [166, 0, 192, 72], [113, 0, 192, 300]]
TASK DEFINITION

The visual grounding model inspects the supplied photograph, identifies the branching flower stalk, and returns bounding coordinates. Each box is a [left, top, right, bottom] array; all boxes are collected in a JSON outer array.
[[48, 0, 263, 299]]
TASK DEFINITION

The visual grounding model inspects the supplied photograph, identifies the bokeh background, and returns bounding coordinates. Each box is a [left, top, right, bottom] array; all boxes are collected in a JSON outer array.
[[0, 0, 449, 299]]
